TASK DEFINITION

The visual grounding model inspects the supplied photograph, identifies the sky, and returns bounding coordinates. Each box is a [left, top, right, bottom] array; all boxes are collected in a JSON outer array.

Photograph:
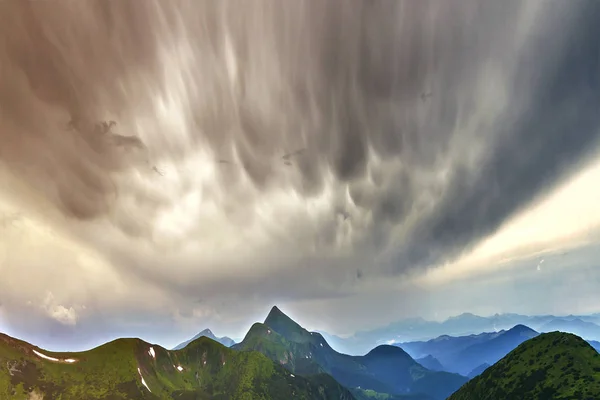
[[0, 0, 600, 352]]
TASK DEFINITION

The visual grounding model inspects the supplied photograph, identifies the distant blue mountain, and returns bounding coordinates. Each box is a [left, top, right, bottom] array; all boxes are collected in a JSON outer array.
[[399, 331, 503, 361], [538, 318, 600, 340], [588, 340, 600, 353], [172, 328, 235, 350], [317, 312, 600, 355], [397, 325, 539, 375], [416, 355, 445, 371], [467, 363, 490, 378], [449, 325, 539, 375]]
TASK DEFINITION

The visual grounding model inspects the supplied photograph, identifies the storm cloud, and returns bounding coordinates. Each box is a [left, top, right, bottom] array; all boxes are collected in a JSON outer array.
[[1, 0, 600, 347]]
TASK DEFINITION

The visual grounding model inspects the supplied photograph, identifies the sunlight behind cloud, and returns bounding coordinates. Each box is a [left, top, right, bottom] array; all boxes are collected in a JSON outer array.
[[470, 157, 600, 260], [418, 157, 600, 287]]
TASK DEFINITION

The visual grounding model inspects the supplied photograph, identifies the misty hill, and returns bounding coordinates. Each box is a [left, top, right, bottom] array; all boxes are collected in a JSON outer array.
[[399, 331, 503, 361], [415, 355, 445, 371], [398, 325, 538, 375], [325, 312, 600, 354], [0, 331, 354, 399], [538, 318, 600, 340], [448, 332, 600, 400], [449, 324, 539, 375], [172, 328, 235, 350], [234, 306, 467, 400], [466, 363, 490, 378], [589, 340, 600, 352]]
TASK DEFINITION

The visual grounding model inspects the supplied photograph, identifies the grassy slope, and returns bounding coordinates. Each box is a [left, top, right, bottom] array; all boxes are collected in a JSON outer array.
[[0, 332, 355, 399], [448, 332, 600, 400], [235, 308, 466, 399]]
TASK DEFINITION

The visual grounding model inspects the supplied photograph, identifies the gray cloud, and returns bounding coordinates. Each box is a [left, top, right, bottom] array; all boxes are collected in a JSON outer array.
[[397, 1, 600, 270], [1, 0, 600, 347]]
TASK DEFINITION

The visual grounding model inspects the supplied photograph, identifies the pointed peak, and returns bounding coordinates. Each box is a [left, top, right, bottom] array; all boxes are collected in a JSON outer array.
[[265, 305, 291, 324], [264, 306, 305, 339], [189, 329, 217, 342], [266, 305, 284, 317]]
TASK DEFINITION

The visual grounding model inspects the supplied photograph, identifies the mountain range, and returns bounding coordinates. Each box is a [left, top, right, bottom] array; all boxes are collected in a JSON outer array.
[[2, 306, 600, 399], [398, 324, 540, 376], [172, 329, 235, 350], [0, 331, 352, 399], [319, 312, 600, 355], [233, 306, 468, 400]]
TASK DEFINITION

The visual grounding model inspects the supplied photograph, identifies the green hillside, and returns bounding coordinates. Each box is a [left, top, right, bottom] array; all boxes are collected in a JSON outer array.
[[448, 332, 600, 400], [235, 306, 467, 399], [0, 331, 355, 399]]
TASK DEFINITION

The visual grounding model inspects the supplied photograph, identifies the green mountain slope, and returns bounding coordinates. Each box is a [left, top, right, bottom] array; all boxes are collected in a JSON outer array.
[[0, 331, 355, 399], [448, 332, 600, 400], [235, 306, 467, 400]]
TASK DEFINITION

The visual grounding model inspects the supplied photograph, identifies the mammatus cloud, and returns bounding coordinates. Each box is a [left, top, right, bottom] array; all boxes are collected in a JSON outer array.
[[1, 0, 600, 347]]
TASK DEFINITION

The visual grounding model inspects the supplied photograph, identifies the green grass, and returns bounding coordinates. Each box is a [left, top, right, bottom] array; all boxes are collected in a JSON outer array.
[[448, 332, 600, 400], [0, 332, 355, 399]]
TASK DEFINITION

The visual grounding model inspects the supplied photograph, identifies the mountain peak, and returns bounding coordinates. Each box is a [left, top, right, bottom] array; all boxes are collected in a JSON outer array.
[[264, 306, 296, 327], [172, 328, 235, 350], [507, 324, 537, 336], [266, 305, 284, 318], [264, 306, 308, 341], [365, 344, 412, 359]]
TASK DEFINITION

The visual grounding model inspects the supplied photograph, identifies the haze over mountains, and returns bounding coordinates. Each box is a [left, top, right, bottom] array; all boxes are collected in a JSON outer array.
[[400, 324, 539, 376], [2, 305, 600, 399], [319, 312, 600, 355]]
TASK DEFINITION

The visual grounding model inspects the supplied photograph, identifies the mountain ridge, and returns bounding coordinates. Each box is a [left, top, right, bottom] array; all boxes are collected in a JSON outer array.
[[398, 324, 539, 375], [0, 330, 354, 399], [321, 312, 600, 355], [236, 306, 468, 400]]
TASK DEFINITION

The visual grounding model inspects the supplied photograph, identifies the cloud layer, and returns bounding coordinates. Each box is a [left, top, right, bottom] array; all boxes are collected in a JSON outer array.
[[1, 0, 600, 348]]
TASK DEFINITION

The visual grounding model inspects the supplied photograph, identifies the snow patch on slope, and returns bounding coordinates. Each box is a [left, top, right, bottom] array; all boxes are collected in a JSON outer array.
[[32, 349, 59, 362], [32, 349, 78, 363], [137, 367, 152, 392]]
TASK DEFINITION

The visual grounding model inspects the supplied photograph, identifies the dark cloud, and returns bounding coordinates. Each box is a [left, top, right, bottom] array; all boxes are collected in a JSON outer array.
[[0, 0, 176, 220], [397, 1, 600, 270], [1, 0, 599, 307]]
